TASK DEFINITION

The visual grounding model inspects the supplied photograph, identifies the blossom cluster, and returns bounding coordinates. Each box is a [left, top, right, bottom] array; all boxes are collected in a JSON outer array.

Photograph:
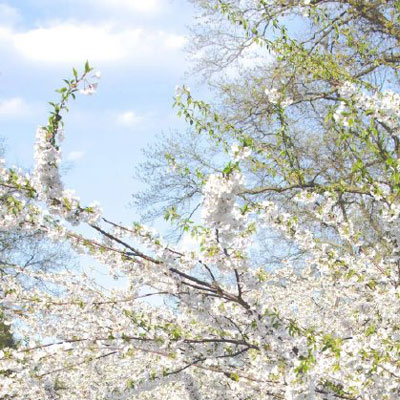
[[33, 127, 102, 225], [265, 87, 293, 108], [334, 81, 400, 132]]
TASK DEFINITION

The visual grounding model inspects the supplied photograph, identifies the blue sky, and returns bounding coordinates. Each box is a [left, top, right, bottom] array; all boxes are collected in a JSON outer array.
[[0, 0, 196, 224]]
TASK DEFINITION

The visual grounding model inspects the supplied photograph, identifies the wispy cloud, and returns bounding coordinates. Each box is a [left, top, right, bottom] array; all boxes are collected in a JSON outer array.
[[0, 22, 186, 65], [116, 110, 143, 128], [0, 97, 33, 118], [66, 150, 85, 161]]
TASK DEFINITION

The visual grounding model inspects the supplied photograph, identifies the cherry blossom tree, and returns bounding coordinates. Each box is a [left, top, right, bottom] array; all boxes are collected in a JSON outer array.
[[1, 1, 400, 398]]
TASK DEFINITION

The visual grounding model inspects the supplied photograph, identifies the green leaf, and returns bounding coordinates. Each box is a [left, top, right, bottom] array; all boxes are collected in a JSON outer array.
[[229, 373, 239, 382]]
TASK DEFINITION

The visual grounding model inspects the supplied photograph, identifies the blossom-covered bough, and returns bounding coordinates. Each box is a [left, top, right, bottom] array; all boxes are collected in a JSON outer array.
[[2, 4, 400, 398]]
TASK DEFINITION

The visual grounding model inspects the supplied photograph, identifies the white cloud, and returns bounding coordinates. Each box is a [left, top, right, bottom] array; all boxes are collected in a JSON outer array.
[[163, 33, 187, 49], [116, 110, 143, 127], [0, 97, 32, 118], [1, 22, 186, 65], [12, 23, 140, 64], [66, 150, 85, 161]]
